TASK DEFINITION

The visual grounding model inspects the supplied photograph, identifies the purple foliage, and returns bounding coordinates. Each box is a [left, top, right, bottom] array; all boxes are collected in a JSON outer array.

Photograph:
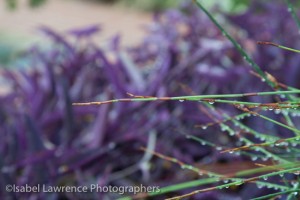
[[0, 1, 299, 199], [228, 1, 300, 88]]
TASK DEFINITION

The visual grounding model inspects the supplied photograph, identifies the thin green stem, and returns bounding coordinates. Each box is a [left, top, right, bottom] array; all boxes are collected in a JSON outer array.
[[278, 45, 300, 53], [194, 0, 275, 88], [167, 166, 300, 200], [73, 90, 300, 105], [251, 189, 300, 200], [255, 113, 300, 134], [258, 41, 300, 54], [285, 0, 300, 31]]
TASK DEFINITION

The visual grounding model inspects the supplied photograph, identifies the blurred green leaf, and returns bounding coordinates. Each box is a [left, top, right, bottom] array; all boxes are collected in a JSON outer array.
[[6, 0, 46, 9], [6, 0, 17, 9], [29, 0, 46, 7]]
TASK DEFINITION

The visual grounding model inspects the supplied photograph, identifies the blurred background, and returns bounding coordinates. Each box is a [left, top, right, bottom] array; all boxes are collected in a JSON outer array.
[[0, 0, 249, 66], [1, 0, 300, 200]]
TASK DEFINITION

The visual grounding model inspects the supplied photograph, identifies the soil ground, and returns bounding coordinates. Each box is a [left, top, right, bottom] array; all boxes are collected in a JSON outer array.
[[0, 0, 152, 95], [0, 0, 151, 47]]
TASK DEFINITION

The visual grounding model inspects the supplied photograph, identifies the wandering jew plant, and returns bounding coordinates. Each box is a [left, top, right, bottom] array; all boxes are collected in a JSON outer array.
[[72, 0, 300, 200], [1, 0, 300, 200]]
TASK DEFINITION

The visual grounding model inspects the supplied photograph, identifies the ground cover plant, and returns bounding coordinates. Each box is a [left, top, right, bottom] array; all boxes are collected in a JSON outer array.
[[4, 0, 180, 11], [1, 0, 300, 199]]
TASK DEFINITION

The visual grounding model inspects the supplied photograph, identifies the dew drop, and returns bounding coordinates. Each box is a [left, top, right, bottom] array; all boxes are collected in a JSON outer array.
[[216, 147, 223, 151], [291, 181, 298, 187], [202, 126, 207, 130], [179, 99, 184, 102], [209, 101, 215, 105], [236, 181, 244, 186], [294, 171, 300, 175], [187, 165, 193, 170], [262, 157, 268, 161], [254, 147, 260, 152], [291, 143, 297, 147], [229, 131, 236, 136], [58, 166, 68, 173], [262, 176, 268, 180], [223, 180, 229, 183], [217, 186, 224, 190], [260, 137, 266, 142], [221, 125, 229, 132], [251, 156, 258, 161], [108, 142, 116, 149], [293, 192, 298, 196], [275, 109, 281, 114], [257, 183, 263, 189]]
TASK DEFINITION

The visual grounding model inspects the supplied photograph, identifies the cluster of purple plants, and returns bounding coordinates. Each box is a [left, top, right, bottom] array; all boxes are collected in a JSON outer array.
[[1, 0, 299, 199]]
